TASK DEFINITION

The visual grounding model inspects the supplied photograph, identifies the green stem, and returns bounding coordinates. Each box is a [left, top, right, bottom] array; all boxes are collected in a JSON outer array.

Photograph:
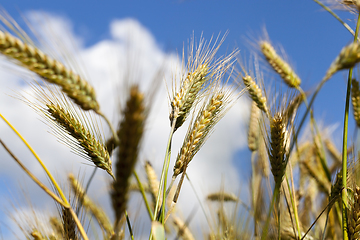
[[134, 170, 154, 220], [125, 211, 134, 240], [312, 0, 358, 40], [341, 10, 360, 240], [97, 110, 120, 146], [261, 183, 280, 240]]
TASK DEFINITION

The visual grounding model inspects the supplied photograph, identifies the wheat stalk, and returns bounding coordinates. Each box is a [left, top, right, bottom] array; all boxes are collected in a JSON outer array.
[[260, 41, 301, 88], [0, 30, 100, 112]]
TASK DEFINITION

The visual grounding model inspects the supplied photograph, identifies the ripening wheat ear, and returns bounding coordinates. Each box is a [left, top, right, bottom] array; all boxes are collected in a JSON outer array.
[[325, 41, 360, 80], [260, 40, 301, 88], [348, 186, 360, 239], [0, 30, 100, 112], [25, 83, 113, 178], [351, 78, 360, 127], [248, 101, 261, 152], [111, 84, 145, 228], [169, 33, 238, 131]]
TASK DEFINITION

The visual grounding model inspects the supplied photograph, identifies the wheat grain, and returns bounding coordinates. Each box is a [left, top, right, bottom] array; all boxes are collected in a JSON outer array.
[[0, 30, 99, 111], [260, 41, 301, 88]]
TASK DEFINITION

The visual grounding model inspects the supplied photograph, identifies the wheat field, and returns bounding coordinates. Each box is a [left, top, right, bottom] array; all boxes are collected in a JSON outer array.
[[1, 1, 360, 240]]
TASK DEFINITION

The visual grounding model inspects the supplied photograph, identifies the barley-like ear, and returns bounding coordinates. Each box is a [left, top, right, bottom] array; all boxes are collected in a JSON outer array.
[[267, 112, 288, 186], [325, 42, 360, 80], [49, 216, 64, 238], [242, 75, 269, 116], [68, 173, 114, 236], [328, 171, 343, 210], [46, 104, 113, 178], [61, 207, 77, 240], [173, 92, 224, 177], [0, 30, 99, 111], [207, 192, 239, 202], [170, 34, 237, 131], [248, 101, 261, 152], [111, 85, 145, 227], [260, 41, 301, 88], [348, 186, 360, 239], [22, 81, 112, 178], [352, 78, 360, 127]]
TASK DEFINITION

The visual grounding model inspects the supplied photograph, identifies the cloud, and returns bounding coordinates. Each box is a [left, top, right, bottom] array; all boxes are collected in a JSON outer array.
[[0, 11, 249, 239]]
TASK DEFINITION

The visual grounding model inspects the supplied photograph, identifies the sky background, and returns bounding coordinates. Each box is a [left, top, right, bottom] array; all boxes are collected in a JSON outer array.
[[0, 1, 358, 239]]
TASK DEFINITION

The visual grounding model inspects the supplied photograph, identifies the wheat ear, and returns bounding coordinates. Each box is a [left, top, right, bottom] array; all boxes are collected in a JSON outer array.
[[248, 101, 261, 152], [68, 173, 114, 236], [170, 34, 237, 131], [352, 78, 360, 127], [325, 42, 360, 80], [268, 112, 288, 186], [207, 192, 239, 202], [260, 41, 301, 88], [0, 30, 99, 111], [46, 104, 113, 178], [242, 75, 269, 116], [173, 92, 224, 177], [30, 230, 45, 240], [61, 207, 77, 240], [111, 85, 145, 227], [348, 186, 360, 239], [145, 161, 161, 208]]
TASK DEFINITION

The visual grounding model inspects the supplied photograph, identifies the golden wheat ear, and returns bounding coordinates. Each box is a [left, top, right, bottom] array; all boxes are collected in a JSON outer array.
[[169, 33, 238, 131], [0, 30, 100, 112], [259, 40, 301, 89]]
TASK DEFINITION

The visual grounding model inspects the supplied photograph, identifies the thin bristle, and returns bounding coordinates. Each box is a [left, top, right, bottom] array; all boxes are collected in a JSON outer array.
[[0, 30, 99, 111], [260, 41, 301, 88], [111, 85, 145, 226], [352, 78, 360, 127], [242, 75, 269, 116], [46, 104, 113, 178], [68, 173, 114, 236], [248, 101, 261, 152]]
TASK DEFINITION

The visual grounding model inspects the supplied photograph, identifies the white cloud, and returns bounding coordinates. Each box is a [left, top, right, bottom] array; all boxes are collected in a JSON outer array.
[[0, 11, 249, 239]]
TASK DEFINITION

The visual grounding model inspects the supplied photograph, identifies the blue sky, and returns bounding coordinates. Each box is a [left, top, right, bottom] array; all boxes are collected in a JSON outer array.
[[0, 1, 358, 239]]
